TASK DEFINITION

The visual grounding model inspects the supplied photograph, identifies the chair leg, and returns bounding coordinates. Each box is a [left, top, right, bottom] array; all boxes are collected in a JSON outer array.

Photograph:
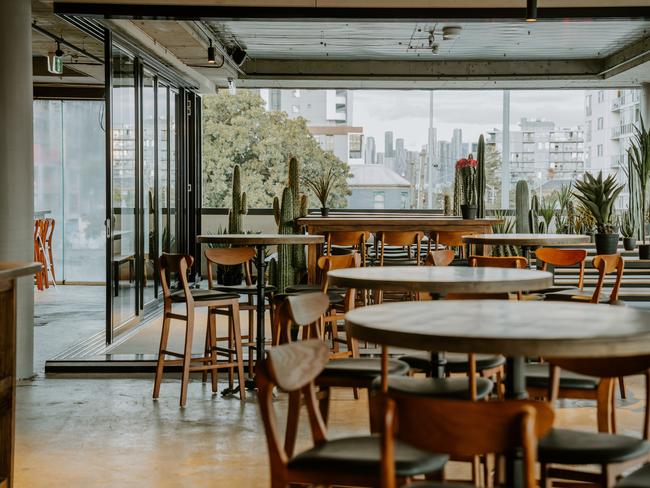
[[618, 376, 626, 399], [153, 313, 172, 399], [179, 309, 195, 407], [230, 302, 246, 401], [208, 309, 218, 393], [248, 304, 255, 378], [318, 386, 331, 425], [202, 316, 210, 384], [228, 314, 234, 391]]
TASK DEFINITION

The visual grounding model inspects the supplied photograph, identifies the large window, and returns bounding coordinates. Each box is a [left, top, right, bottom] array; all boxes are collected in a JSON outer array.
[[33, 100, 106, 282]]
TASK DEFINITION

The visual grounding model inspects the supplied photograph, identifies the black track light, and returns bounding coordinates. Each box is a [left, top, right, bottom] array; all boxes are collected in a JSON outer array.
[[229, 47, 247, 67], [526, 0, 537, 22], [207, 39, 216, 64], [55, 41, 64, 58]]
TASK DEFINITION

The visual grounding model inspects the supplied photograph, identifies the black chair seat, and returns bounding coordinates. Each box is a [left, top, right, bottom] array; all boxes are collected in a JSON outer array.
[[539, 428, 650, 465], [400, 351, 505, 374], [617, 463, 650, 487], [288, 434, 448, 478], [285, 284, 346, 294], [319, 358, 409, 382], [170, 289, 240, 303], [378, 375, 493, 400], [526, 362, 598, 391], [211, 283, 276, 294]]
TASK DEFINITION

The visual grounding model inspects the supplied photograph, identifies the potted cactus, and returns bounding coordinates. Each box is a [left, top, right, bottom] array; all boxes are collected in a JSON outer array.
[[622, 210, 637, 251], [304, 167, 336, 217], [456, 155, 478, 219], [573, 171, 624, 255], [627, 120, 650, 259]]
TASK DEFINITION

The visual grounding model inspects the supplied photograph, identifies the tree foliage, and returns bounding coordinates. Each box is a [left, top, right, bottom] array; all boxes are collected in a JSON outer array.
[[202, 90, 351, 209]]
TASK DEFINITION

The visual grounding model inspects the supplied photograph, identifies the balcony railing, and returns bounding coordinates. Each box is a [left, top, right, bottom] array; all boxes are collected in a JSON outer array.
[[611, 123, 634, 139]]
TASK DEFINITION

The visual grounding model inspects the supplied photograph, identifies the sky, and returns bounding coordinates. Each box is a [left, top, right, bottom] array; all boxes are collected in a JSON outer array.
[[352, 89, 587, 153]]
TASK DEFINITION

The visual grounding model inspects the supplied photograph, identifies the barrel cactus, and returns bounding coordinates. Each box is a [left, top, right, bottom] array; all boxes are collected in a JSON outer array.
[[515, 180, 530, 233]]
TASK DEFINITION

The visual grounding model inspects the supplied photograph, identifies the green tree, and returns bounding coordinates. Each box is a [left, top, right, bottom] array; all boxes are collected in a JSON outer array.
[[202, 90, 351, 209], [485, 144, 502, 208]]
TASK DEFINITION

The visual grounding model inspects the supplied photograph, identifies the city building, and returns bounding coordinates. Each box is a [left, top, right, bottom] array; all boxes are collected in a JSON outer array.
[[365, 136, 376, 164], [346, 164, 411, 209]]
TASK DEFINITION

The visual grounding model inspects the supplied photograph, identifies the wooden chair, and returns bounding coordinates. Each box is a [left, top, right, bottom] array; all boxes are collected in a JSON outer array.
[[468, 255, 528, 269], [616, 463, 650, 487], [381, 396, 555, 488], [544, 253, 624, 304], [534, 247, 587, 295], [324, 231, 369, 267], [44, 218, 56, 283], [205, 247, 275, 379], [275, 292, 410, 425], [256, 340, 447, 488], [425, 249, 455, 267], [538, 356, 650, 488], [153, 253, 246, 407], [429, 230, 475, 260], [376, 231, 424, 267]]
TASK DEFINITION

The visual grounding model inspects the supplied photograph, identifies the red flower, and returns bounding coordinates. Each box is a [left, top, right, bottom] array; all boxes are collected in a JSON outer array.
[[455, 158, 477, 169]]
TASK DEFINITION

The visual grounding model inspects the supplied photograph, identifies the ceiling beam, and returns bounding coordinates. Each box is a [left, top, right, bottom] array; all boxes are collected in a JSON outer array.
[[53, 3, 650, 21], [601, 36, 650, 79]]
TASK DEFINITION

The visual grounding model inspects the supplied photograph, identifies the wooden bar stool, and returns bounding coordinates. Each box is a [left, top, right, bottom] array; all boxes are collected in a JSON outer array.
[[153, 253, 246, 407]]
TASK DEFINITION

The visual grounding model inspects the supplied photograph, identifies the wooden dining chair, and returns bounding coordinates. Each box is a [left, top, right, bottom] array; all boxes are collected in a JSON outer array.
[[430, 231, 475, 260], [425, 249, 455, 267], [534, 247, 587, 294], [205, 247, 275, 379], [275, 292, 410, 425], [256, 340, 447, 488], [44, 218, 56, 283], [376, 231, 424, 266], [153, 253, 246, 406], [468, 255, 528, 269], [538, 355, 650, 488], [380, 396, 555, 488], [324, 231, 369, 267]]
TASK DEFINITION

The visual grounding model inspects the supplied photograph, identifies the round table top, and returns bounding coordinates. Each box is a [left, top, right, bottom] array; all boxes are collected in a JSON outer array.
[[327, 266, 552, 294], [196, 233, 325, 245], [346, 300, 650, 358], [462, 233, 591, 247]]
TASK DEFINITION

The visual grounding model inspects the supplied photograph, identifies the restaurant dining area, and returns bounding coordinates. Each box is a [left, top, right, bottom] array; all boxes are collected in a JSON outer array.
[[7, 1, 650, 487]]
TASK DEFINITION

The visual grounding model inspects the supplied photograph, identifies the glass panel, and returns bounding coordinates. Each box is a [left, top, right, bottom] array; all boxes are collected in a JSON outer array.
[[142, 71, 156, 305], [169, 90, 177, 252], [33, 100, 64, 278], [111, 45, 137, 327], [62, 101, 106, 282], [158, 84, 169, 256]]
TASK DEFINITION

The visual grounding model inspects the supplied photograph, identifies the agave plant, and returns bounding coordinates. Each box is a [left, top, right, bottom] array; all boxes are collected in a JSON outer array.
[[490, 210, 519, 256], [538, 195, 557, 233], [572, 171, 624, 235], [303, 167, 337, 209], [622, 210, 637, 239], [627, 119, 650, 243]]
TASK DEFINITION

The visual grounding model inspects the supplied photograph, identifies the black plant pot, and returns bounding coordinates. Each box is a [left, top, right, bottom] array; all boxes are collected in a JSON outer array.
[[460, 204, 478, 220], [623, 237, 637, 251], [640, 244, 650, 260], [217, 264, 243, 286], [320, 207, 329, 217], [594, 233, 619, 255]]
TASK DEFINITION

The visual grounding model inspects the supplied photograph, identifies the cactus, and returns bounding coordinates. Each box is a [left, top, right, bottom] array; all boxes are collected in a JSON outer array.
[[566, 200, 576, 234], [267, 257, 277, 290], [515, 180, 530, 233], [452, 169, 463, 216], [476, 135, 486, 218], [271, 157, 310, 292], [227, 165, 247, 234], [529, 194, 541, 234], [443, 194, 451, 216]]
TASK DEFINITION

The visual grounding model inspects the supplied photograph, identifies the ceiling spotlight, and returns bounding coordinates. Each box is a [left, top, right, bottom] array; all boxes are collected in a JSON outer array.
[[229, 47, 247, 66], [207, 39, 216, 64], [526, 0, 538, 22], [442, 26, 462, 40], [54, 41, 64, 58], [431, 44, 439, 55]]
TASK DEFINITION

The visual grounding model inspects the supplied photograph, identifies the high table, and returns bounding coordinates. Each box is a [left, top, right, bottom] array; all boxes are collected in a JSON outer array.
[[328, 266, 552, 376], [345, 300, 650, 487], [297, 215, 503, 281], [196, 233, 324, 388], [462, 233, 591, 261]]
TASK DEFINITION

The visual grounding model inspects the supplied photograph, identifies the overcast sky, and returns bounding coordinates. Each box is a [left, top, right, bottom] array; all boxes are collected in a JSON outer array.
[[352, 89, 588, 153]]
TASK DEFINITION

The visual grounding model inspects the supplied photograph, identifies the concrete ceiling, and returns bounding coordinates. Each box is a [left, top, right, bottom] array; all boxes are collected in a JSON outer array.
[[45, 0, 650, 91]]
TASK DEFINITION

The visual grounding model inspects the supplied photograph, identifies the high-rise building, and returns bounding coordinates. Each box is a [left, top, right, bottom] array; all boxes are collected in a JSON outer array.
[[365, 136, 376, 164], [395, 138, 406, 175], [264, 89, 364, 164], [451, 128, 463, 162], [385, 131, 394, 158]]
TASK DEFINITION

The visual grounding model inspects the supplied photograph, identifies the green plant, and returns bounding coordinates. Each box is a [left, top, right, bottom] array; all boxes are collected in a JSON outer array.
[[515, 180, 530, 233], [452, 169, 462, 215], [627, 119, 650, 243], [456, 156, 478, 206], [491, 210, 519, 257], [572, 171, 624, 234], [529, 194, 541, 234], [443, 194, 451, 216], [303, 167, 336, 208], [537, 194, 557, 233], [574, 202, 596, 234], [622, 210, 637, 239], [227, 164, 247, 234], [476, 135, 486, 218]]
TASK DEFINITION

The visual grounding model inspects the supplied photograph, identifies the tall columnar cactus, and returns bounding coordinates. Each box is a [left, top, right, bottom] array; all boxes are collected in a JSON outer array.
[[515, 180, 530, 233], [476, 135, 486, 218], [271, 157, 309, 291], [452, 169, 463, 216], [443, 194, 451, 216], [227, 164, 247, 234], [566, 200, 576, 234], [529, 194, 540, 234]]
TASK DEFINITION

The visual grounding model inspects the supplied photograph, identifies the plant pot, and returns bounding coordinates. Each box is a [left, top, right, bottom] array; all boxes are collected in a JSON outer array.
[[594, 233, 619, 255], [623, 237, 637, 251], [217, 264, 243, 286], [320, 207, 329, 217], [460, 204, 478, 220], [640, 244, 650, 260]]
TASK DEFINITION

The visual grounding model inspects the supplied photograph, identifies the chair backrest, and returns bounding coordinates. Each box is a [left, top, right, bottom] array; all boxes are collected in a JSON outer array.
[[159, 253, 193, 305], [276, 292, 330, 345], [45, 218, 55, 244], [378, 231, 423, 247], [425, 249, 455, 267], [535, 248, 587, 289], [469, 255, 528, 269], [591, 254, 624, 304], [204, 247, 256, 288], [435, 230, 472, 248], [256, 340, 331, 475], [326, 231, 368, 248], [317, 252, 361, 294], [381, 396, 554, 488]]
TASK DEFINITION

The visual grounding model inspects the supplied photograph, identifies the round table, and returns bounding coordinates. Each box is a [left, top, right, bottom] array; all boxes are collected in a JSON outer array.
[[462, 233, 591, 260], [197, 233, 325, 389], [327, 266, 553, 295], [346, 300, 650, 488]]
